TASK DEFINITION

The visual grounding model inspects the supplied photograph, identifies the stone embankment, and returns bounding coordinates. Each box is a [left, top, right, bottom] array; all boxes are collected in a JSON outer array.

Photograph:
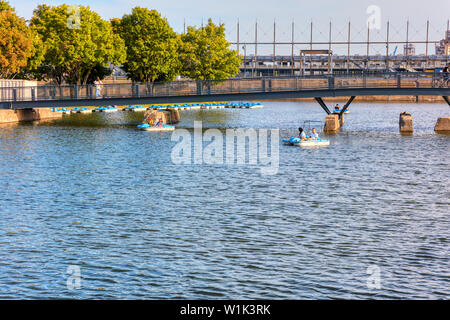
[[0, 108, 62, 124]]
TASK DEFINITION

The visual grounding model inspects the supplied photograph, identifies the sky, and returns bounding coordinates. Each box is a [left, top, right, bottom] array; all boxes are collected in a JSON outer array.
[[8, 0, 450, 55]]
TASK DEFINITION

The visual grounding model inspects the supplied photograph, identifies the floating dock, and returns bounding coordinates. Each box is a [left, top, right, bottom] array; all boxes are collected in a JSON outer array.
[[70, 107, 92, 114], [146, 102, 263, 110]]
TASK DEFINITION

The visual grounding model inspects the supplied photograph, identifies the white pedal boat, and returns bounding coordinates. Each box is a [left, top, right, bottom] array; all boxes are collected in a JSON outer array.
[[283, 137, 330, 147], [137, 124, 175, 132]]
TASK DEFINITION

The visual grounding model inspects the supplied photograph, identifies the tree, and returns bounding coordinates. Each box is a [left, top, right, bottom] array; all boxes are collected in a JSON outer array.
[[30, 4, 126, 84], [0, 0, 13, 11], [77, 63, 112, 84], [179, 19, 241, 83], [0, 3, 40, 78], [117, 7, 180, 84]]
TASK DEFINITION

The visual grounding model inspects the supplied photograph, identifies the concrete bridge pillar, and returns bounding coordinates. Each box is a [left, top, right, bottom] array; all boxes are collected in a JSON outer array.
[[0, 108, 62, 124], [434, 117, 450, 134], [143, 109, 180, 125], [339, 113, 344, 127], [168, 109, 180, 123], [323, 114, 340, 134], [399, 112, 413, 134]]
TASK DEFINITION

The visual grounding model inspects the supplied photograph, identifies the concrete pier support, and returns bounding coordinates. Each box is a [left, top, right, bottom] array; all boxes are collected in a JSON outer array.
[[434, 117, 450, 134], [168, 109, 180, 123], [143, 109, 180, 125], [0, 108, 62, 124], [324, 114, 340, 134], [339, 113, 344, 127], [399, 112, 413, 134]]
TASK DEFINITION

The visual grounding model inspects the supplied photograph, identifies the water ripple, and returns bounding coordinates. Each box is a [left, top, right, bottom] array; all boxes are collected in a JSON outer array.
[[0, 102, 449, 299]]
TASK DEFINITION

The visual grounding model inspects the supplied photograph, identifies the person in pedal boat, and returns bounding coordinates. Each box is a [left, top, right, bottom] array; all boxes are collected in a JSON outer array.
[[145, 117, 154, 126], [298, 127, 307, 140], [156, 118, 164, 127], [309, 128, 319, 140], [334, 104, 340, 112]]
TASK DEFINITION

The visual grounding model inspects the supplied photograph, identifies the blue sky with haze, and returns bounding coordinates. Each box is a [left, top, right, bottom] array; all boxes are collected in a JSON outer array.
[[8, 0, 450, 54]]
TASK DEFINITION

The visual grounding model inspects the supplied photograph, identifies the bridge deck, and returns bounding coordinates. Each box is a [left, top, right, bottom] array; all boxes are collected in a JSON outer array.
[[1, 73, 449, 109]]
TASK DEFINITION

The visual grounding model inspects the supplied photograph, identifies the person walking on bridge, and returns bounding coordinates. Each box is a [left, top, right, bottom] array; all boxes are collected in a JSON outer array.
[[94, 77, 103, 98]]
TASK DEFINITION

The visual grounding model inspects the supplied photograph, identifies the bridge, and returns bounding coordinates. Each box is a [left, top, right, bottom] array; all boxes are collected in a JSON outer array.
[[1, 73, 449, 116]]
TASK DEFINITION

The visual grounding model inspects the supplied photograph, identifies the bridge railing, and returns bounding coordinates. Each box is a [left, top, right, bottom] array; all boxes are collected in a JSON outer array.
[[0, 72, 446, 103]]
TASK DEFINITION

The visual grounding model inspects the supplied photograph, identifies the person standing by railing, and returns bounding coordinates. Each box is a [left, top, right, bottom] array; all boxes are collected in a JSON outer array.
[[94, 77, 103, 98]]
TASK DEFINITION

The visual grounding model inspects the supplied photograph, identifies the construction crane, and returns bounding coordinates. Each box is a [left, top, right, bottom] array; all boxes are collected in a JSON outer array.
[[392, 46, 398, 56]]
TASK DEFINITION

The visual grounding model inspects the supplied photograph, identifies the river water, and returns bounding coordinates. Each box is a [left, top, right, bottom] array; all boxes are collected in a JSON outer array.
[[0, 101, 449, 299]]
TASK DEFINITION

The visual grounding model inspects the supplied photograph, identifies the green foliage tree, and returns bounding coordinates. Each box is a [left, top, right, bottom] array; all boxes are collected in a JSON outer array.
[[179, 19, 242, 83], [30, 4, 126, 84], [0, 2, 41, 78], [117, 7, 180, 84], [0, 0, 13, 11]]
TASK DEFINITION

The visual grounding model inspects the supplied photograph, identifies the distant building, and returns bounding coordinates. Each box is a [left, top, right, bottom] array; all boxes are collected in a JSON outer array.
[[403, 43, 415, 56], [435, 30, 450, 56]]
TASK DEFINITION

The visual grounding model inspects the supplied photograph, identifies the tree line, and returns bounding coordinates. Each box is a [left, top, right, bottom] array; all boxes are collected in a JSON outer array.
[[0, 1, 242, 85]]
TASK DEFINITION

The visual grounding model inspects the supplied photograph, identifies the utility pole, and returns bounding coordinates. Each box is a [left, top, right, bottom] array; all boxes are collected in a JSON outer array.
[[405, 20, 409, 69], [386, 21, 390, 72], [366, 22, 370, 71], [243, 44, 247, 77], [347, 21, 351, 74], [291, 21, 295, 76], [254, 20, 258, 77], [425, 20, 429, 66], [237, 19, 240, 54], [273, 20, 276, 77], [328, 21, 332, 74], [310, 21, 313, 75]]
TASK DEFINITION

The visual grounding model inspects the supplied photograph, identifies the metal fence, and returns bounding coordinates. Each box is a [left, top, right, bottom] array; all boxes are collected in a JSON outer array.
[[0, 72, 448, 103]]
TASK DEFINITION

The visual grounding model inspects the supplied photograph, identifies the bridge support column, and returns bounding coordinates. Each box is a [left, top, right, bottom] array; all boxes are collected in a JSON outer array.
[[143, 109, 180, 125], [339, 96, 355, 117], [434, 117, 450, 134], [399, 112, 413, 135], [0, 108, 62, 124], [314, 97, 331, 115], [168, 109, 181, 123], [443, 96, 450, 106], [339, 113, 344, 127], [323, 114, 340, 134]]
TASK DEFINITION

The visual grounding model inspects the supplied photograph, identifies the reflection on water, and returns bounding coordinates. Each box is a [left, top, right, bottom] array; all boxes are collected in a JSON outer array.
[[0, 102, 449, 299]]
